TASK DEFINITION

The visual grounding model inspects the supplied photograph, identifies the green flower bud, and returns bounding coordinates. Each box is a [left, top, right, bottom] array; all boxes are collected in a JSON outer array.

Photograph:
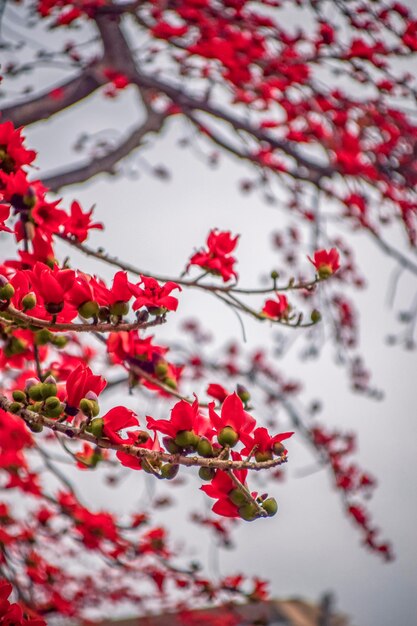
[[12, 390, 27, 403], [28, 384, 44, 402], [44, 400, 64, 418], [229, 488, 247, 507], [175, 430, 199, 449], [52, 335, 68, 348], [35, 329, 52, 345], [109, 301, 129, 317], [310, 309, 321, 324], [238, 503, 259, 522], [273, 441, 286, 456], [44, 396, 61, 410], [28, 421, 44, 433], [163, 377, 177, 390], [160, 463, 179, 480], [79, 398, 94, 417], [31, 401, 43, 413], [255, 450, 273, 463], [0, 282, 15, 301], [41, 376, 57, 399], [9, 401, 22, 414], [22, 292, 37, 311], [88, 417, 104, 438], [147, 306, 166, 316], [198, 466, 216, 481], [197, 437, 214, 458], [154, 361, 169, 378], [78, 300, 99, 319], [163, 437, 181, 454], [236, 384, 250, 404], [262, 497, 278, 517], [218, 426, 239, 448]]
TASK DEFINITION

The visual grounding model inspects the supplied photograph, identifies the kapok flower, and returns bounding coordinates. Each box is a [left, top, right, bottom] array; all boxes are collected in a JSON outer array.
[[116, 431, 160, 470], [261, 293, 290, 320], [102, 406, 139, 444], [64, 363, 106, 415], [241, 427, 294, 461], [131, 275, 181, 313], [187, 229, 239, 282], [308, 248, 340, 278], [63, 200, 103, 242], [201, 466, 248, 518], [146, 397, 214, 446], [209, 393, 256, 447]]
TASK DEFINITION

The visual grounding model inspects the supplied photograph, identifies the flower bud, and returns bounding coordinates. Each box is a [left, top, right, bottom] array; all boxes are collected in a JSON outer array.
[[0, 282, 15, 301], [163, 437, 181, 454], [273, 441, 286, 456], [174, 430, 199, 449], [52, 335, 68, 348], [262, 497, 278, 517], [198, 466, 216, 481], [78, 300, 99, 319], [310, 309, 321, 324], [238, 503, 258, 522], [110, 301, 129, 317], [9, 401, 22, 414], [35, 329, 52, 345], [31, 402, 43, 413], [229, 488, 247, 507], [79, 398, 95, 417], [28, 383, 44, 402], [28, 421, 44, 433], [147, 306, 165, 316], [197, 437, 214, 458], [88, 417, 104, 438], [154, 361, 169, 378], [22, 292, 37, 311], [160, 463, 179, 480], [135, 430, 150, 444], [44, 396, 61, 410], [163, 377, 177, 390], [218, 426, 239, 448], [12, 390, 27, 403], [40, 376, 57, 399], [255, 450, 273, 463], [236, 384, 250, 404], [44, 398, 64, 418]]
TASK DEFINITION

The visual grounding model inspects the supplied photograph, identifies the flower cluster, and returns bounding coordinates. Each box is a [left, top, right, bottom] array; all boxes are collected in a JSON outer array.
[[187, 229, 239, 282]]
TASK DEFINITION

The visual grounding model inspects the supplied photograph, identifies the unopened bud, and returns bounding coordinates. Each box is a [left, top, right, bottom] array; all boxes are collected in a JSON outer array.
[[154, 361, 169, 378], [229, 489, 247, 507], [12, 390, 27, 403], [79, 398, 94, 417], [9, 401, 22, 414], [160, 463, 179, 480], [238, 503, 258, 522], [52, 335, 67, 348], [163, 437, 181, 454], [28, 421, 44, 433], [218, 426, 239, 448], [78, 300, 99, 319], [88, 417, 104, 438], [273, 441, 286, 456], [310, 309, 321, 324], [41, 376, 57, 399], [255, 450, 273, 463], [262, 497, 278, 517], [236, 384, 250, 404], [22, 292, 36, 311], [0, 282, 15, 301], [197, 437, 214, 458], [28, 383, 44, 402], [109, 301, 129, 317], [198, 466, 216, 481], [174, 430, 199, 449], [35, 329, 52, 345]]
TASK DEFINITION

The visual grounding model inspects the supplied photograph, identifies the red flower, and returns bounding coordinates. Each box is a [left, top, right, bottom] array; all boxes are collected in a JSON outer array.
[[29, 262, 76, 316], [102, 406, 139, 444], [131, 275, 181, 313], [91, 272, 133, 307], [261, 294, 290, 320], [63, 200, 103, 242], [241, 427, 294, 458], [209, 393, 256, 439], [207, 383, 229, 403], [146, 397, 214, 440], [116, 430, 160, 470], [308, 248, 340, 278], [187, 229, 239, 282], [0, 204, 12, 233], [0, 121, 36, 174], [65, 363, 106, 414]]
